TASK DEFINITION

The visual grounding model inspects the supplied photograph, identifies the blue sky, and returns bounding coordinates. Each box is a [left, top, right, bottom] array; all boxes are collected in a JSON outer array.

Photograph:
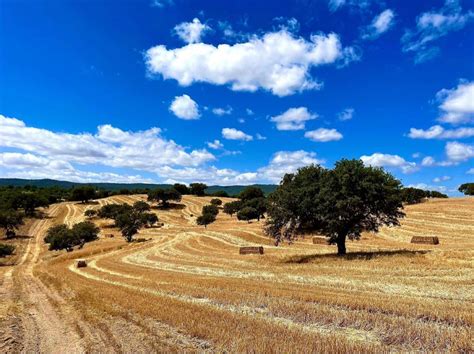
[[0, 0, 473, 194]]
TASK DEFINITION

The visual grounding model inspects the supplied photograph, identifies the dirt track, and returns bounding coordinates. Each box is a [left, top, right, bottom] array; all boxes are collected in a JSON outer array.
[[1, 196, 473, 352]]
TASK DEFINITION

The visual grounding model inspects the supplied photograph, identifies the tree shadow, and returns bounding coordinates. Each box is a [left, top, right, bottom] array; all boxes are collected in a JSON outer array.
[[151, 203, 186, 210], [3, 234, 33, 240], [285, 249, 430, 263], [75, 201, 99, 205]]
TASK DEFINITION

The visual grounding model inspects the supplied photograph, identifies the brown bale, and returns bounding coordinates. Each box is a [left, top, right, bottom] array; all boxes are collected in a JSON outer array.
[[410, 236, 440, 245], [76, 259, 87, 268], [239, 246, 264, 255], [312, 237, 328, 245]]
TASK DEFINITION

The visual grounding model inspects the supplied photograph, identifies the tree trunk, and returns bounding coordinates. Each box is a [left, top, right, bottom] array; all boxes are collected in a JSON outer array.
[[336, 233, 346, 255]]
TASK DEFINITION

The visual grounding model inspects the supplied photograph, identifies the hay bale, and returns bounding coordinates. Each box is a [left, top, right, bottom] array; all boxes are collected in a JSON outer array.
[[410, 236, 439, 245], [239, 246, 264, 255], [312, 237, 328, 245], [76, 259, 87, 268]]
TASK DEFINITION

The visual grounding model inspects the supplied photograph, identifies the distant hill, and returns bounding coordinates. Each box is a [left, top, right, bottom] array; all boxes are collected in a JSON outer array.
[[0, 178, 277, 196]]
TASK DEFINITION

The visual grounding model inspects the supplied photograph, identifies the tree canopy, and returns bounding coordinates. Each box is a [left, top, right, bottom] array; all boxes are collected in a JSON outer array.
[[147, 188, 182, 207], [265, 159, 405, 255], [189, 183, 207, 196], [459, 183, 474, 196]]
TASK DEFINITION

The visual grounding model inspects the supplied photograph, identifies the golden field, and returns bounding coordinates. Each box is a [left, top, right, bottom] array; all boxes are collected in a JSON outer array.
[[1, 195, 473, 352]]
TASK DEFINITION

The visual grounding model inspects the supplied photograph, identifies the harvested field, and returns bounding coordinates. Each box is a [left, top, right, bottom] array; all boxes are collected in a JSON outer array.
[[1, 196, 473, 352]]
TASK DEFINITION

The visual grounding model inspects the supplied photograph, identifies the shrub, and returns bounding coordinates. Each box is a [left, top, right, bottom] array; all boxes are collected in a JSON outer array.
[[202, 204, 219, 216], [84, 209, 97, 218], [210, 198, 223, 206], [0, 243, 15, 257]]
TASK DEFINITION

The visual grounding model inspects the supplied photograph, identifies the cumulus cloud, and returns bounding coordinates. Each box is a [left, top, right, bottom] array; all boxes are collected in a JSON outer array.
[[436, 81, 474, 124], [174, 18, 211, 44], [445, 141, 474, 163], [361, 9, 396, 40], [257, 150, 324, 183], [207, 139, 224, 149], [145, 30, 359, 96], [212, 106, 233, 116], [408, 183, 448, 193], [169, 94, 200, 120], [467, 168, 474, 174], [433, 175, 451, 183], [408, 125, 474, 139], [402, 0, 474, 63], [360, 153, 418, 173], [222, 128, 253, 141], [421, 156, 436, 166], [338, 107, 354, 121], [305, 128, 343, 142], [151, 0, 173, 8], [255, 133, 267, 140], [270, 107, 317, 131]]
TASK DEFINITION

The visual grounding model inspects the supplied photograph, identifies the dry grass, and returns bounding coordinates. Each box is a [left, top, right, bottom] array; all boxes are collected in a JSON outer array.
[[7, 195, 474, 352]]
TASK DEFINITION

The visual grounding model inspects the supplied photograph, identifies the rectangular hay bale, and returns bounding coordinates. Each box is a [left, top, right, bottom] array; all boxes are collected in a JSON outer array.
[[410, 236, 439, 245], [312, 237, 328, 245], [239, 246, 264, 255], [76, 259, 87, 268]]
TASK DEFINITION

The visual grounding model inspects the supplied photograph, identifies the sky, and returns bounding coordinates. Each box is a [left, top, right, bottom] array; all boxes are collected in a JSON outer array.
[[0, 0, 473, 194]]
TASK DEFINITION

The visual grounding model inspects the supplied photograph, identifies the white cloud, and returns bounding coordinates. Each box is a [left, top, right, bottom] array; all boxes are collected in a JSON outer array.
[[361, 9, 396, 40], [361, 153, 418, 173], [174, 18, 211, 44], [437, 81, 474, 124], [467, 168, 474, 174], [305, 128, 343, 142], [257, 150, 324, 183], [338, 107, 354, 121], [238, 118, 245, 123], [246, 108, 254, 115], [256, 133, 267, 140], [0, 114, 214, 172], [445, 141, 474, 163], [408, 125, 474, 139], [408, 183, 447, 193], [169, 94, 200, 120], [212, 106, 233, 116], [421, 156, 436, 166], [402, 0, 474, 63], [270, 107, 317, 131], [151, 0, 173, 8], [222, 128, 253, 141], [145, 30, 359, 96], [433, 175, 451, 183], [207, 139, 224, 149]]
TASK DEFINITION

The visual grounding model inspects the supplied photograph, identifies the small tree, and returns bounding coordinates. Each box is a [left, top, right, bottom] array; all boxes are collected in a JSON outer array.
[[223, 201, 242, 217], [84, 209, 97, 218], [133, 201, 151, 212], [45, 225, 79, 252], [197, 213, 216, 228], [72, 221, 100, 244], [265, 159, 404, 255], [237, 207, 259, 223], [459, 183, 474, 196], [0, 210, 24, 239], [147, 188, 181, 207], [401, 187, 426, 204], [242, 197, 266, 221], [190, 183, 207, 196], [210, 198, 223, 206], [239, 186, 265, 202], [173, 183, 190, 195], [70, 186, 96, 203], [12, 193, 49, 216], [202, 204, 219, 216]]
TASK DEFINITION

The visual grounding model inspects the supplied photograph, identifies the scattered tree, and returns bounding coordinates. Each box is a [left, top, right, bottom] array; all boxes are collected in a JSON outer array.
[[265, 159, 405, 255], [401, 187, 428, 204], [0, 244, 15, 257], [196, 213, 216, 228], [0, 210, 24, 239], [202, 204, 219, 216], [190, 183, 207, 196], [459, 183, 474, 196], [239, 186, 265, 202], [242, 197, 266, 221], [70, 186, 96, 203], [45, 221, 99, 251], [147, 188, 182, 207], [211, 190, 229, 197], [133, 201, 151, 212], [72, 221, 100, 244], [173, 183, 190, 195], [237, 207, 259, 223], [223, 201, 242, 217], [210, 198, 222, 206], [84, 209, 97, 218], [12, 192, 49, 216]]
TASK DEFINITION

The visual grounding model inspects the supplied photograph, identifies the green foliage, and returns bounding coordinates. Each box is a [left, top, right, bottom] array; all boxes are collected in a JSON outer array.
[[458, 183, 474, 196], [147, 188, 182, 207], [196, 213, 216, 228], [45, 221, 99, 251], [0, 210, 24, 239], [210, 190, 229, 197], [190, 183, 207, 196], [0, 243, 15, 257], [242, 197, 266, 220], [210, 198, 223, 206], [401, 187, 427, 204], [98, 203, 132, 219], [173, 183, 190, 195], [84, 209, 97, 218], [202, 204, 219, 216], [239, 186, 265, 201], [266, 159, 405, 255], [237, 207, 259, 223], [223, 201, 242, 217], [70, 186, 96, 203], [426, 190, 448, 198], [133, 201, 151, 212]]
